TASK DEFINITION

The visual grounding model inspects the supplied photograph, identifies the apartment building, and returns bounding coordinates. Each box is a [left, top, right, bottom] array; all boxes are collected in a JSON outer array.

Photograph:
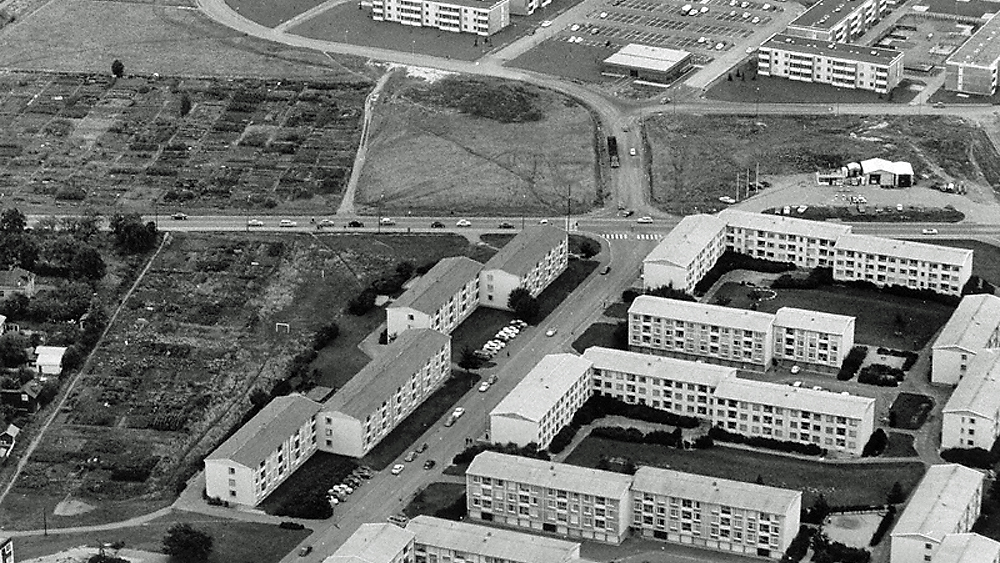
[[387, 256, 483, 339], [945, 14, 1000, 96], [320, 329, 451, 457], [0, 537, 11, 563], [628, 296, 775, 368], [631, 467, 801, 560], [772, 307, 855, 371], [784, 0, 887, 43], [642, 214, 727, 294], [931, 294, 1000, 385], [718, 209, 851, 269], [757, 34, 902, 94], [891, 464, 985, 563], [832, 234, 973, 296], [466, 452, 633, 544], [583, 346, 737, 419], [942, 351, 1000, 450], [204, 394, 320, 506], [490, 354, 593, 449], [323, 523, 415, 563], [934, 533, 1000, 563], [480, 226, 567, 311], [711, 378, 875, 456], [371, 0, 510, 36], [407, 516, 581, 563]]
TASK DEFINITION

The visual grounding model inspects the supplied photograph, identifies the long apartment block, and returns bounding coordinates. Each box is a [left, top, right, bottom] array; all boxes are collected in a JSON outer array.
[[945, 13, 1000, 96], [480, 225, 568, 310], [931, 293, 1000, 385], [407, 515, 582, 563], [772, 307, 854, 369], [942, 350, 1000, 450], [371, 0, 510, 36], [387, 256, 483, 339], [758, 34, 902, 94], [642, 214, 728, 294], [832, 234, 972, 296], [784, 0, 887, 43], [719, 209, 851, 268]]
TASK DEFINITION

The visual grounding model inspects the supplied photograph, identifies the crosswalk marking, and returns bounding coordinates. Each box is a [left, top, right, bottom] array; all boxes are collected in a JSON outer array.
[[600, 233, 664, 240]]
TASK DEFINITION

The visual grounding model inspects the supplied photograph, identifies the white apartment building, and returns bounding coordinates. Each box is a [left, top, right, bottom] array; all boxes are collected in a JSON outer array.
[[784, 0, 887, 43], [387, 256, 482, 339], [628, 296, 775, 368], [942, 351, 1000, 450], [466, 451, 634, 544], [832, 234, 973, 296], [371, 0, 510, 36], [711, 378, 875, 456], [931, 294, 1000, 385], [323, 523, 415, 563], [891, 464, 985, 563], [631, 467, 801, 560], [757, 34, 902, 95], [772, 307, 855, 370], [320, 329, 451, 458], [934, 533, 1000, 563], [407, 516, 581, 563], [480, 226, 568, 311], [205, 395, 320, 506], [490, 354, 593, 449], [584, 346, 737, 419], [642, 214, 727, 294], [945, 13, 1000, 96], [718, 209, 851, 269]]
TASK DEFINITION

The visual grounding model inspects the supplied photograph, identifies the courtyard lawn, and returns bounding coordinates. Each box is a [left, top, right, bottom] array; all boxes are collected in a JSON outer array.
[[564, 436, 926, 508], [712, 282, 954, 350], [537, 259, 600, 319], [889, 393, 935, 431], [404, 482, 466, 521], [571, 322, 623, 354], [885, 432, 919, 458], [258, 452, 357, 517]]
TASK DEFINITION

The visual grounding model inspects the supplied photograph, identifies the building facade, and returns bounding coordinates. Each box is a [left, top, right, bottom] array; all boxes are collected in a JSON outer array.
[[784, 0, 888, 43], [371, 0, 510, 36], [631, 467, 801, 560], [320, 329, 451, 458], [323, 523, 415, 563], [490, 354, 593, 449], [466, 452, 633, 544], [205, 395, 321, 506], [718, 210, 851, 270], [757, 34, 903, 94], [711, 378, 875, 456], [387, 256, 482, 339], [772, 307, 855, 370], [642, 215, 727, 294], [832, 234, 973, 296], [628, 296, 775, 368], [891, 464, 985, 563], [601, 44, 693, 85], [934, 533, 1000, 563], [945, 14, 1000, 96], [479, 226, 568, 311], [407, 516, 581, 563], [932, 294, 1000, 385], [942, 351, 1000, 450]]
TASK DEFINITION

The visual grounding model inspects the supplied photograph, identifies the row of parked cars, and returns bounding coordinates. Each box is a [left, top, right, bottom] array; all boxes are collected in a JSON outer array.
[[475, 320, 529, 362], [327, 466, 374, 506]]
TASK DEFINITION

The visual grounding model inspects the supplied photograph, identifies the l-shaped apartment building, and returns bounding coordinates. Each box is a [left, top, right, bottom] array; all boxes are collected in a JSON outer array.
[[644, 210, 973, 297]]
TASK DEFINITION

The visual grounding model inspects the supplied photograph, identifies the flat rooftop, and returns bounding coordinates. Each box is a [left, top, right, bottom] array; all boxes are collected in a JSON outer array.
[[762, 34, 903, 65], [912, 0, 999, 20], [789, 0, 875, 30], [603, 44, 692, 73], [423, 0, 508, 10], [947, 13, 1000, 68]]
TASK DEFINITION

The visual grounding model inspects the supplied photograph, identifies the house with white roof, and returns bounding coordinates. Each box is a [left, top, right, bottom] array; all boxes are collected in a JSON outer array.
[[832, 234, 973, 296], [466, 451, 634, 544], [642, 215, 727, 294], [942, 351, 1000, 450], [631, 466, 801, 559], [932, 294, 1000, 385], [322, 523, 415, 563], [479, 226, 567, 311], [719, 209, 851, 269], [0, 423, 19, 460], [711, 377, 875, 456], [386, 256, 483, 339], [320, 329, 450, 458], [204, 394, 321, 506], [489, 354, 593, 449], [934, 533, 1000, 563], [407, 516, 581, 563], [890, 464, 985, 563], [772, 307, 855, 371], [628, 295, 776, 368], [33, 346, 67, 377], [859, 158, 913, 187]]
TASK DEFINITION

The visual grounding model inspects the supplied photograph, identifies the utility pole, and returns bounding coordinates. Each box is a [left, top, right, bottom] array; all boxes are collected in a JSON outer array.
[[377, 192, 384, 234], [522, 193, 526, 230], [566, 183, 572, 232]]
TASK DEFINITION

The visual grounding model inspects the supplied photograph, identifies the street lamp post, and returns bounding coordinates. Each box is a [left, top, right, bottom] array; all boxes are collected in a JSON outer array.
[[521, 193, 526, 230]]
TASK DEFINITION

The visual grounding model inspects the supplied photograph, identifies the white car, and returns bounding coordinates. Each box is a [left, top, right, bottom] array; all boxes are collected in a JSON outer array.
[[478, 381, 491, 392], [922, 228, 939, 235], [391, 464, 405, 475], [452, 407, 466, 419], [540, 20, 553, 27], [456, 219, 472, 227], [538, 219, 549, 224], [599, 11, 608, 17], [629, 147, 637, 156], [247, 219, 264, 227], [279, 219, 297, 228], [570, 24, 580, 31], [636, 216, 654, 224], [545, 328, 558, 337], [790, 365, 801, 375], [380, 217, 396, 225], [752, 16, 760, 23], [719, 196, 736, 204]]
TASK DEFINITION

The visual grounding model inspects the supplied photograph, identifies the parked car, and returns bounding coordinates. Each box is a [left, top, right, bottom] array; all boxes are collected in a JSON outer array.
[[922, 228, 939, 235], [279, 220, 297, 227], [391, 463, 405, 475], [318, 219, 336, 227], [601, 265, 611, 275], [387, 514, 409, 527], [488, 374, 499, 385], [623, 210, 635, 217], [540, 19, 552, 26], [456, 219, 472, 227], [417, 442, 429, 453], [545, 328, 558, 337], [430, 221, 445, 228], [247, 219, 264, 227], [348, 220, 365, 228], [629, 148, 637, 156], [380, 217, 396, 225], [636, 216, 654, 224], [499, 221, 515, 229], [171, 212, 188, 220], [423, 459, 436, 470], [404, 451, 417, 462], [452, 407, 466, 419], [790, 365, 801, 375], [479, 381, 491, 392], [538, 219, 549, 224], [299, 546, 313, 557]]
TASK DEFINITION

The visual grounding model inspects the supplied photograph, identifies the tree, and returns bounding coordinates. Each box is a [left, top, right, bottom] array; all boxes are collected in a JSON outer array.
[[111, 59, 125, 78], [0, 208, 26, 233], [0, 332, 30, 369], [887, 481, 906, 505], [0, 234, 38, 270], [458, 346, 482, 371], [578, 239, 599, 259], [507, 287, 539, 324], [162, 523, 213, 563], [249, 387, 270, 410], [110, 213, 158, 253], [72, 245, 106, 280], [61, 345, 85, 373], [179, 93, 192, 117]]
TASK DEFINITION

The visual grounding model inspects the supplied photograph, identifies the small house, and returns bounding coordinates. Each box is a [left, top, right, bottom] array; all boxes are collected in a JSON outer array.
[[0, 424, 19, 459], [34, 346, 67, 377], [0, 268, 36, 298], [0, 380, 41, 413]]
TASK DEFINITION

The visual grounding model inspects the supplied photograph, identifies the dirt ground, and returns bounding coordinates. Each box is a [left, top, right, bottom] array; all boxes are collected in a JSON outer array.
[[824, 511, 885, 548], [23, 547, 169, 563]]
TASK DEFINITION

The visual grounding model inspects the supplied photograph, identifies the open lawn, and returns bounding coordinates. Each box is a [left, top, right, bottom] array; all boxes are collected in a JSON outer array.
[[884, 432, 919, 458], [259, 452, 357, 517], [564, 436, 926, 507], [646, 114, 1000, 215], [905, 239, 1000, 287], [889, 393, 935, 431], [603, 302, 628, 319], [14, 510, 311, 563], [538, 259, 600, 318], [224, 0, 330, 28], [712, 282, 954, 350], [356, 75, 600, 216], [403, 482, 466, 521], [571, 322, 623, 354], [509, 40, 618, 84]]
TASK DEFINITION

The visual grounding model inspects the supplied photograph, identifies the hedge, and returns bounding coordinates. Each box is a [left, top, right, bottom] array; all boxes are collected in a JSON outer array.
[[708, 426, 825, 456], [940, 447, 1000, 469], [861, 429, 887, 457], [858, 364, 904, 387], [875, 347, 919, 371], [837, 346, 868, 381]]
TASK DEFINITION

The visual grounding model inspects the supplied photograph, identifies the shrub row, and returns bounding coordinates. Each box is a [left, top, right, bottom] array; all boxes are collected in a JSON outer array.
[[841, 279, 960, 307], [940, 447, 1000, 469], [858, 364, 904, 387], [875, 347, 919, 371], [837, 346, 868, 381], [694, 251, 796, 294], [708, 426, 825, 457], [452, 442, 549, 466], [812, 533, 870, 563]]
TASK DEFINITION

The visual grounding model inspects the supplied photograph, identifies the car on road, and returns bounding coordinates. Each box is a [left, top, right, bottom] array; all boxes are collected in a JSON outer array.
[[171, 212, 188, 220], [452, 407, 466, 419], [431, 221, 445, 228], [922, 228, 939, 235], [380, 217, 396, 225], [478, 381, 491, 392], [488, 374, 499, 385], [545, 328, 558, 337], [499, 221, 515, 229], [719, 196, 736, 204], [629, 148, 637, 156], [601, 265, 611, 275], [348, 220, 365, 228], [319, 219, 336, 227], [416, 442, 428, 453], [299, 546, 313, 557], [423, 459, 436, 470], [444, 416, 456, 427], [636, 216, 654, 224], [934, 102, 946, 108], [538, 219, 549, 224], [622, 210, 635, 217], [279, 220, 297, 228], [404, 451, 417, 462], [247, 219, 264, 227], [456, 219, 472, 227], [391, 463, 405, 475], [540, 19, 552, 26]]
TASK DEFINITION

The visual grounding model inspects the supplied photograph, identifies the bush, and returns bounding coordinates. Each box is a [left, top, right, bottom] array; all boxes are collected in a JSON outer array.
[[837, 346, 868, 381], [278, 521, 305, 530], [940, 447, 1000, 469], [869, 505, 896, 546], [347, 290, 376, 316], [858, 364, 904, 387], [781, 526, 814, 563], [646, 286, 696, 302], [811, 532, 870, 563], [861, 429, 888, 457], [622, 289, 640, 304], [312, 322, 340, 350], [694, 251, 796, 294], [708, 426, 825, 456], [842, 279, 960, 306], [547, 425, 576, 455]]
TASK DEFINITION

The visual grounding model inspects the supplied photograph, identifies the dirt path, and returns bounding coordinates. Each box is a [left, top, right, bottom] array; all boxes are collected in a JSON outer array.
[[337, 68, 395, 216], [0, 233, 172, 510]]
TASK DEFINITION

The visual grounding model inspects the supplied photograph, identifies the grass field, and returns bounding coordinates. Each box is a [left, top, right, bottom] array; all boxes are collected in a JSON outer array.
[[712, 282, 954, 350], [571, 322, 622, 353], [259, 452, 357, 517], [13, 510, 311, 563], [705, 67, 920, 105], [646, 114, 1000, 215], [224, 0, 330, 28], [357, 75, 600, 217], [509, 40, 618, 83], [403, 482, 466, 520], [885, 432, 918, 458], [564, 436, 926, 507], [889, 393, 935, 431]]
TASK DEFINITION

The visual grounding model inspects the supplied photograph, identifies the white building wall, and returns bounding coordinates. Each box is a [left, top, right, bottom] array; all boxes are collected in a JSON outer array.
[[891, 535, 938, 563], [933, 347, 976, 386], [387, 307, 431, 340], [772, 319, 854, 369], [480, 270, 522, 310], [643, 263, 693, 295], [490, 415, 540, 448], [205, 460, 255, 505], [318, 411, 365, 458], [942, 411, 1000, 450]]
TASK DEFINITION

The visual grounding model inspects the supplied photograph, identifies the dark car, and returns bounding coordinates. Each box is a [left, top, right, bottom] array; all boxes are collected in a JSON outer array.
[[348, 220, 365, 228], [498, 222, 515, 229], [601, 265, 611, 275], [423, 459, 436, 470], [431, 221, 445, 228], [622, 210, 635, 217]]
